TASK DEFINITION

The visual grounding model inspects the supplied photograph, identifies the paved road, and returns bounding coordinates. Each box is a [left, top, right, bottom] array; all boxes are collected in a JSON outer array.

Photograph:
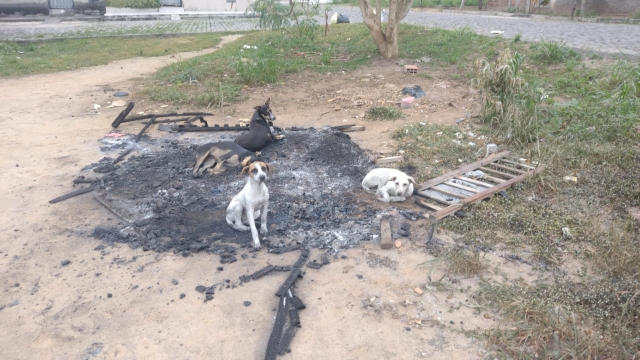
[[0, 6, 637, 56]]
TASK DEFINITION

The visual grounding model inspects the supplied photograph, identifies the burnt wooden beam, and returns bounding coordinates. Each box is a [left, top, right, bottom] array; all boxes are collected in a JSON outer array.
[[251, 265, 275, 280], [73, 177, 99, 185], [289, 308, 301, 327], [275, 268, 301, 297], [290, 296, 306, 310], [276, 326, 297, 355], [111, 101, 135, 128], [264, 296, 287, 360], [141, 117, 191, 124], [49, 185, 98, 204]]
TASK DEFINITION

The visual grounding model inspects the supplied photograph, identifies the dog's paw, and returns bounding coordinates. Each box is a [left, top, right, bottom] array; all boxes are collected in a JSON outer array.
[[252, 242, 262, 250], [260, 226, 268, 234], [274, 135, 285, 140]]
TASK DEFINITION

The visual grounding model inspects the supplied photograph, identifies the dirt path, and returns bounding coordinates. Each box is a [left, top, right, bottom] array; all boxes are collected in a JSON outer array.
[[0, 35, 494, 359]]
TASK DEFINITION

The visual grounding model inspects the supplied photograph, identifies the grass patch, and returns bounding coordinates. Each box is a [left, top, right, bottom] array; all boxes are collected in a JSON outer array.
[[0, 34, 226, 77], [365, 106, 403, 120], [144, 24, 501, 107], [392, 37, 639, 357]]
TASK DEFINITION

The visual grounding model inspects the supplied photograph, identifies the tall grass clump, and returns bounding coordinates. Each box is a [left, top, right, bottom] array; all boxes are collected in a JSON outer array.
[[474, 48, 543, 145]]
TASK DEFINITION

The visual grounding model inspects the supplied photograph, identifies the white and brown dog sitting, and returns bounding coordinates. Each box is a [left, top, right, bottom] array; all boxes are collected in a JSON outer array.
[[226, 161, 274, 250], [362, 168, 416, 203]]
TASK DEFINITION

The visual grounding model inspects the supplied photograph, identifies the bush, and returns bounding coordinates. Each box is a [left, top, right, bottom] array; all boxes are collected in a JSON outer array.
[[106, 0, 160, 9]]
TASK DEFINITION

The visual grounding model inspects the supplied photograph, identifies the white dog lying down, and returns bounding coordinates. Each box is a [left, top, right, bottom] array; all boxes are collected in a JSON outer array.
[[226, 161, 274, 250], [362, 168, 416, 202]]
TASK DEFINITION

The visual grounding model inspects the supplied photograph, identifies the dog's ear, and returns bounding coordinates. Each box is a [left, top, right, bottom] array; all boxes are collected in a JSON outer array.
[[408, 176, 417, 185], [264, 163, 275, 174], [388, 176, 397, 182], [240, 165, 250, 177], [265, 97, 271, 107], [254, 105, 261, 111]]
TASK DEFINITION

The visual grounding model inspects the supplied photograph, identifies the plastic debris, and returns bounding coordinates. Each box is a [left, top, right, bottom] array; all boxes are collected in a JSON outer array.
[[401, 96, 415, 109], [563, 176, 578, 183], [486, 144, 498, 156], [93, 104, 101, 110], [401, 85, 426, 99], [113, 91, 129, 97]]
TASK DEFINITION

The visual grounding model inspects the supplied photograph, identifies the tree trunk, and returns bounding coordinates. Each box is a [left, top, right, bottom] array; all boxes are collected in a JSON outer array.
[[358, 0, 412, 59], [478, 0, 482, 11], [459, 0, 465, 10]]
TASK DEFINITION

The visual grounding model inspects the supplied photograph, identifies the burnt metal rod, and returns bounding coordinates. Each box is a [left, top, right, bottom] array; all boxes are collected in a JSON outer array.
[[135, 115, 156, 143], [110, 102, 135, 128], [112, 148, 132, 165], [120, 112, 213, 124], [49, 185, 98, 204]]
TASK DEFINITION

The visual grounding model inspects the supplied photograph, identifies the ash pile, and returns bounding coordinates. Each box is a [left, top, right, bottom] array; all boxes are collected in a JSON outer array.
[[91, 128, 381, 256]]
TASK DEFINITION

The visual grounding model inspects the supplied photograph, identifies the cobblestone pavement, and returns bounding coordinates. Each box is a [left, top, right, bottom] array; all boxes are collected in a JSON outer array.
[[0, 6, 637, 56], [333, 7, 639, 56], [0, 18, 259, 40]]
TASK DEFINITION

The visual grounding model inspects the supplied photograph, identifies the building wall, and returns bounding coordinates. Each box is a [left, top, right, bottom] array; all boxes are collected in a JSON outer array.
[[0, 0, 106, 15], [182, 0, 252, 12]]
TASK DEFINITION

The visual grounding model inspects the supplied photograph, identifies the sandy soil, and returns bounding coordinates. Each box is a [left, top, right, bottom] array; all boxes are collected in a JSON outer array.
[[0, 35, 520, 359]]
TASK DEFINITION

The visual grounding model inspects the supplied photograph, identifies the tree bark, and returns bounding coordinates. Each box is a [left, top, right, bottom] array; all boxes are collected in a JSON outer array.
[[459, 0, 465, 10], [478, 0, 482, 11], [358, 0, 412, 59]]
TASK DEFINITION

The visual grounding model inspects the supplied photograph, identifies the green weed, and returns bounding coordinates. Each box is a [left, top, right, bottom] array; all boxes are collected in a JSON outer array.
[[365, 106, 403, 120], [530, 40, 581, 65]]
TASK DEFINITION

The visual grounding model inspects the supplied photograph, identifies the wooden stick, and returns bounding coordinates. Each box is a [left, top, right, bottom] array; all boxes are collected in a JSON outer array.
[[341, 126, 365, 132], [135, 115, 156, 142], [374, 156, 403, 165], [417, 191, 460, 205], [414, 197, 443, 211], [49, 185, 97, 204], [501, 158, 536, 170], [417, 151, 510, 192], [93, 193, 134, 224], [112, 148, 132, 165], [380, 216, 393, 249], [331, 124, 355, 130], [488, 162, 525, 174], [479, 166, 516, 179], [141, 117, 191, 124]]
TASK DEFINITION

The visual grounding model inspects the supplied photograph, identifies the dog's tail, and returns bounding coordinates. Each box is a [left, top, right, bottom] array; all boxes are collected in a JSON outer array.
[[362, 180, 377, 195], [226, 216, 245, 231]]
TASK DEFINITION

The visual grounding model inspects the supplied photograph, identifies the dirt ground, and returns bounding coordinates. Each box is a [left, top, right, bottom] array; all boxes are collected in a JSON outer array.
[[0, 35, 530, 359]]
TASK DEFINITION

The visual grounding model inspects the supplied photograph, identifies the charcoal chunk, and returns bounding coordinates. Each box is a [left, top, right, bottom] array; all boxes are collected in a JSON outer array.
[[251, 265, 275, 280]]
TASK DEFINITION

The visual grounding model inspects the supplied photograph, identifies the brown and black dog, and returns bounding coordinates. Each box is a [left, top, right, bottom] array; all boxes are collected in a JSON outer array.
[[192, 141, 259, 175], [234, 98, 283, 152]]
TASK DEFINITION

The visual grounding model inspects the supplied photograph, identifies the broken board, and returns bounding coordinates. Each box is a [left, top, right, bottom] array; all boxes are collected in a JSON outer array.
[[414, 151, 545, 222]]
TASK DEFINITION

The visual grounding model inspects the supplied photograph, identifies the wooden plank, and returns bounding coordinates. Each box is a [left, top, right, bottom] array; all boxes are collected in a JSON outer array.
[[374, 156, 403, 165], [417, 151, 510, 192], [455, 176, 494, 188], [431, 165, 547, 220], [444, 180, 480, 193], [380, 217, 393, 249], [418, 191, 460, 205], [415, 197, 443, 211], [501, 158, 536, 170], [431, 186, 470, 199], [479, 166, 516, 179], [489, 162, 525, 174]]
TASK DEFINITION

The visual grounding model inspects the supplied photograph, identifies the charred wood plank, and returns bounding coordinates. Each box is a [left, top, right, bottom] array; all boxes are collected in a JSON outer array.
[[269, 244, 301, 254], [134, 116, 156, 143], [141, 117, 191, 124], [251, 265, 275, 280], [111, 101, 135, 128], [264, 296, 287, 360], [292, 256, 307, 269], [275, 268, 301, 297], [73, 177, 99, 185], [276, 326, 297, 355], [49, 185, 97, 204], [289, 308, 301, 327], [290, 296, 306, 310], [306, 261, 323, 269]]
